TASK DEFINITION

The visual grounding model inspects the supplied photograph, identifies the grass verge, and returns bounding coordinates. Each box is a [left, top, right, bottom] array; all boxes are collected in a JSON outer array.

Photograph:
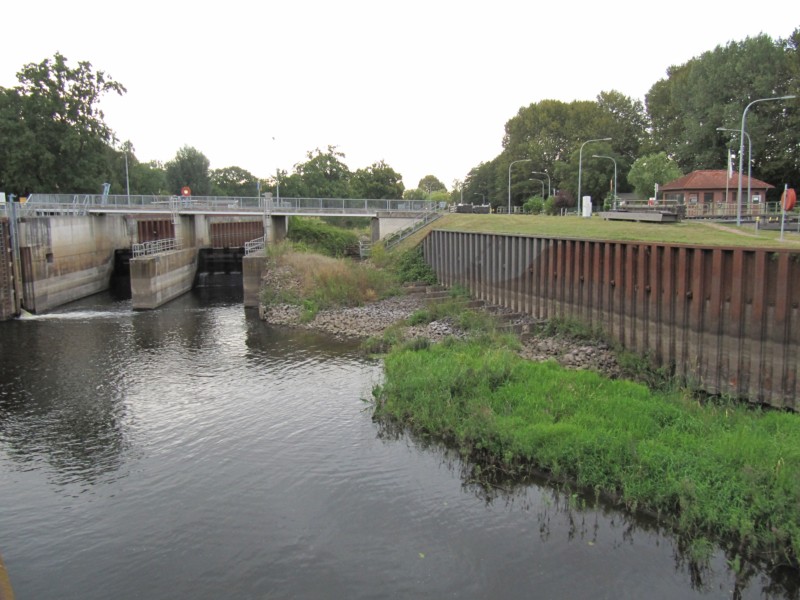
[[372, 338, 800, 569]]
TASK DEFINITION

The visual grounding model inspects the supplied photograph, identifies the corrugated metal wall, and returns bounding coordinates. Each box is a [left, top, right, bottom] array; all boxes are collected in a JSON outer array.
[[423, 230, 800, 409], [209, 221, 264, 248]]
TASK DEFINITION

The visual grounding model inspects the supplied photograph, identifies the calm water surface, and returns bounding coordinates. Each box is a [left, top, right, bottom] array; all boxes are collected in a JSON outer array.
[[0, 288, 797, 599]]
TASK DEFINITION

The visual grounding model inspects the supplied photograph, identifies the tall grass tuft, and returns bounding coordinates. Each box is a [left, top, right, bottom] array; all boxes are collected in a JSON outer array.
[[261, 244, 400, 317]]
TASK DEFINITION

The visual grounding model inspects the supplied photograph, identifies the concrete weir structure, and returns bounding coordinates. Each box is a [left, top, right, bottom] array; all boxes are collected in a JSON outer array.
[[2, 210, 274, 314]]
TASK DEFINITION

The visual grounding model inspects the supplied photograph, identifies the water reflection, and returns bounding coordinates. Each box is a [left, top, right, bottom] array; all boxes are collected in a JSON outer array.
[[1, 288, 799, 600], [375, 418, 800, 599]]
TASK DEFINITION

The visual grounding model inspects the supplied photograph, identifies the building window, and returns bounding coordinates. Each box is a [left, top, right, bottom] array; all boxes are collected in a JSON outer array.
[[752, 194, 761, 204], [704, 192, 714, 203], [689, 194, 698, 204]]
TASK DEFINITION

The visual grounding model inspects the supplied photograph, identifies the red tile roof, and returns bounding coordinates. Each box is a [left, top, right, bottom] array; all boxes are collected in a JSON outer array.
[[661, 170, 773, 191]]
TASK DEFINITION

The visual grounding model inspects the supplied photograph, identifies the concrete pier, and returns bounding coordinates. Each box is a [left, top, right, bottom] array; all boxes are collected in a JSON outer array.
[[130, 248, 199, 310]]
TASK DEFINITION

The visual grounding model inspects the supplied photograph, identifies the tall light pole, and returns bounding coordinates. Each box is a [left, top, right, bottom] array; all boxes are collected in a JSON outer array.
[[508, 158, 532, 214], [578, 138, 611, 209], [592, 155, 617, 210], [531, 171, 550, 198], [717, 127, 751, 212], [736, 95, 796, 226], [530, 178, 545, 199]]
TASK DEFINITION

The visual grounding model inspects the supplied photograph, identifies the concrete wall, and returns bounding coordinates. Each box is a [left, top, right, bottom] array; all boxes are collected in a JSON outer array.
[[242, 254, 268, 308], [18, 215, 130, 313], [130, 248, 198, 310], [423, 230, 800, 409]]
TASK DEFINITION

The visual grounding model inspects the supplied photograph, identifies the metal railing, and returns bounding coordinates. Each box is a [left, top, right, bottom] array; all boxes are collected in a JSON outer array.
[[244, 235, 267, 255], [18, 194, 439, 216], [131, 238, 182, 257], [384, 211, 443, 250]]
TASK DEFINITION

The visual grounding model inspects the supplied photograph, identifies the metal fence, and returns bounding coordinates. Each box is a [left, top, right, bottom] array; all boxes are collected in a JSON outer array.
[[244, 236, 266, 256], [131, 238, 182, 257], [17, 194, 439, 216]]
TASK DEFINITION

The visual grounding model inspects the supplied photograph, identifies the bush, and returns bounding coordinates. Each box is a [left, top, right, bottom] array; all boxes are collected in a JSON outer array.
[[523, 196, 545, 214], [287, 217, 359, 257]]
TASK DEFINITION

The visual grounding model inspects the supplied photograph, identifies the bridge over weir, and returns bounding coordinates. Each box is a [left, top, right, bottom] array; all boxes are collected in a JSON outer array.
[[0, 193, 439, 318]]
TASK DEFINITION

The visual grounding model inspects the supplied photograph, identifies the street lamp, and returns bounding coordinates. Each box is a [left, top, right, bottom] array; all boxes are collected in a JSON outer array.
[[592, 155, 617, 210], [736, 95, 796, 225], [717, 127, 751, 212], [531, 171, 550, 198], [508, 159, 532, 214], [578, 138, 611, 209], [529, 178, 545, 199]]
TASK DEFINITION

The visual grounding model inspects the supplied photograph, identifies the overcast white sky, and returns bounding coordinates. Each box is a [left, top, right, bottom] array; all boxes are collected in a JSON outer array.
[[2, 1, 796, 192]]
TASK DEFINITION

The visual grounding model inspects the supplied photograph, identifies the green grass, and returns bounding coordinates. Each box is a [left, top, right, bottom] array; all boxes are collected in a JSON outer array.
[[372, 339, 800, 568], [432, 213, 800, 249]]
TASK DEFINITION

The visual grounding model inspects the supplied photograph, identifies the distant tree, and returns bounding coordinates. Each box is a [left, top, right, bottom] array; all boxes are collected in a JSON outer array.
[[211, 166, 259, 197], [417, 175, 447, 194], [292, 146, 351, 198], [131, 160, 168, 195], [646, 33, 797, 188], [627, 152, 683, 199], [0, 53, 126, 194], [349, 160, 404, 198], [165, 146, 211, 195], [402, 188, 427, 200]]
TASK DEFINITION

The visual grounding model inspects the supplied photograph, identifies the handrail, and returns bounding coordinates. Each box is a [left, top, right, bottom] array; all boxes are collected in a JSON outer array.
[[131, 238, 182, 257], [19, 194, 439, 216], [244, 235, 266, 255]]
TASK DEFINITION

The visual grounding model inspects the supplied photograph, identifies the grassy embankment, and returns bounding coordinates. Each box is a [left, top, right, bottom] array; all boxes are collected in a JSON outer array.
[[262, 215, 800, 570], [393, 212, 800, 250]]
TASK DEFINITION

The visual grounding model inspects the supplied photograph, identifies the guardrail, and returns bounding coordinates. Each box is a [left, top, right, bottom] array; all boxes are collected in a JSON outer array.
[[384, 211, 443, 250], [244, 235, 266, 255], [131, 238, 182, 257], [18, 194, 439, 216]]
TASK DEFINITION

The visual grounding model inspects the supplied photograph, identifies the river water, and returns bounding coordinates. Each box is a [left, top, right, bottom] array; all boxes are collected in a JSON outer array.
[[0, 287, 797, 599]]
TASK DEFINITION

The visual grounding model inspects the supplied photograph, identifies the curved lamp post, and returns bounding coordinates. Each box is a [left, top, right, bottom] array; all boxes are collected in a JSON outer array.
[[531, 171, 550, 198], [473, 193, 486, 204], [529, 178, 545, 199], [592, 155, 617, 210], [736, 95, 796, 225], [578, 138, 611, 208], [508, 159, 532, 213]]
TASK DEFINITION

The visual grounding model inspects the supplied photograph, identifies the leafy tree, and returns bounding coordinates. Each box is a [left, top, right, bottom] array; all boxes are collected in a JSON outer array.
[[291, 146, 351, 198], [0, 53, 126, 194], [349, 160, 404, 198], [131, 160, 168, 195], [403, 188, 427, 200], [646, 33, 797, 189], [417, 175, 447, 194], [165, 145, 211, 195], [627, 152, 683, 199], [211, 166, 259, 197]]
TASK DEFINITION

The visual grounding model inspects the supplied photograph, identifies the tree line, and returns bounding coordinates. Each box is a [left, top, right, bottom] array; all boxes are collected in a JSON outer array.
[[1, 29, 798, 207], [464, 29, 799, 209]]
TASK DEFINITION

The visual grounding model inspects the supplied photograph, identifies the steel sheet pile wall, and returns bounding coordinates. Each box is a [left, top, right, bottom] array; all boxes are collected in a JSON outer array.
[[424, 230, 800, 409], [0, 218, 16, 319]]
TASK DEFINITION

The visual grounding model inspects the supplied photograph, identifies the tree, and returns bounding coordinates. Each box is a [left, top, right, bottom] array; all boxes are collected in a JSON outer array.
[[646, 34, 797, 189], [417, 175, 447, 195], [627, 152, 683, 199], [0, 53, 126, 194], [348, 160, 404, 198], [291, 146, 351, 198], [211, 166, 259, 197], [165, 146, 211, 195]]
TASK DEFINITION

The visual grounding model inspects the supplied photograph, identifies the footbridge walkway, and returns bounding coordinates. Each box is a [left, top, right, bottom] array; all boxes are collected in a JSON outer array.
[[12, 193, 437, 219]]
